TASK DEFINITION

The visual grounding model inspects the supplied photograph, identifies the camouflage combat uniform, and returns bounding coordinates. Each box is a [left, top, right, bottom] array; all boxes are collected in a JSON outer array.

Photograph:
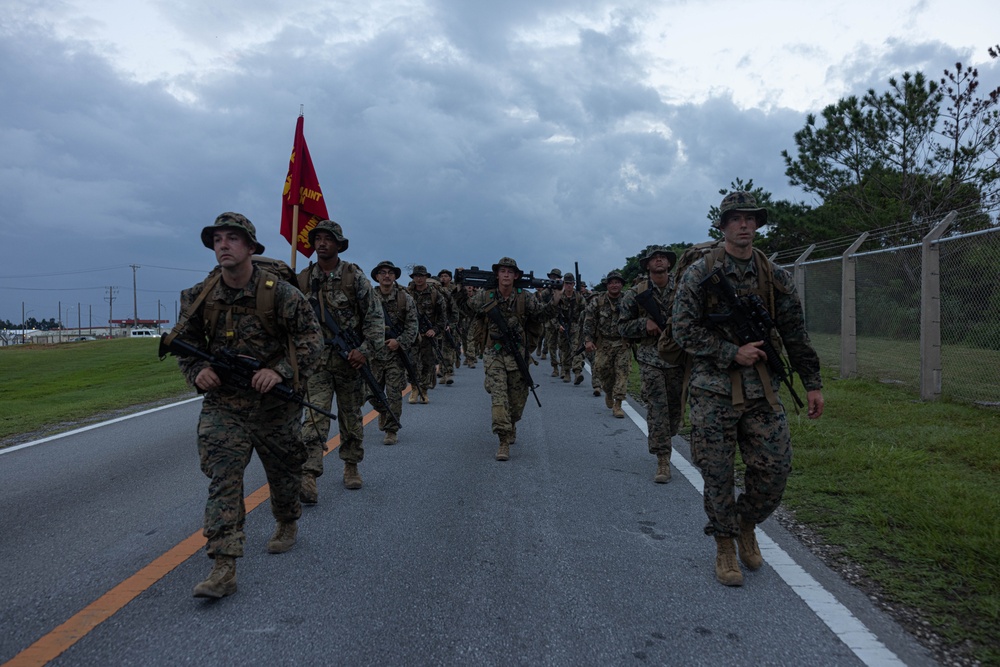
[[371, 267, 419, 436], [583, 288, 630, 406], [456, 258, 556, 454], [298, 259, 384, 471], [436, 273, 461, 383], [673, 251, 822, 538], [407, 267, 448, 393], [619, 273, 684, 459], [554, 274, 587, 383], [176, 266, 322, 559], [543, 268, 563, 374]]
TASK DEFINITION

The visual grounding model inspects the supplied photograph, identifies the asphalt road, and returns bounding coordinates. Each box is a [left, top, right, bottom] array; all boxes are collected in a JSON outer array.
[[0, 364, 938, 666]]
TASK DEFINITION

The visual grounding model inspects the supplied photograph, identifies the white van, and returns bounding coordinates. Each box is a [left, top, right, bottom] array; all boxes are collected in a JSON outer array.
[[129, 329, 158, 338]]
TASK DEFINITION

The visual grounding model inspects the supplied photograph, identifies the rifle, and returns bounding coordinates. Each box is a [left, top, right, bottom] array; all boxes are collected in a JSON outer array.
[[483, 301, 542, 407], [454, 267, 562, 290], [634, 289, 668, 331], [381, 303, 425, 397], [417, 312, 447, 366], [700, 268, 804, 409], [574, 261, 582, 293], [309, 286, 399, 425], [442, 324, 461, 354], [158, 335, 337, 421]]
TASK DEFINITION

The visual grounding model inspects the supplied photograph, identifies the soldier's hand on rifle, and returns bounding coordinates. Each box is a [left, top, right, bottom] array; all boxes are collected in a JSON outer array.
[[734, 341, 767, 367], [251, 367, 283, 394], [195, 367, 222, 392], [425, 328, 436, 338], [347, 348, 367, 370], [585, 341, 597, 353], [386, 338, 400, 352], [645, 318, 662, 336]]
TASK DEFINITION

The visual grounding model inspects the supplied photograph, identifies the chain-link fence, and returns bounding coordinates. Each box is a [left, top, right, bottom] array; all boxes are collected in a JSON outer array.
[[788, 212, 1000, 407]]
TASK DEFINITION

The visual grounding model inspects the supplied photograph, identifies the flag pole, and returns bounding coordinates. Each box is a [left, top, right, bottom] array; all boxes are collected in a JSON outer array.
[[290, 205, 300, 270]]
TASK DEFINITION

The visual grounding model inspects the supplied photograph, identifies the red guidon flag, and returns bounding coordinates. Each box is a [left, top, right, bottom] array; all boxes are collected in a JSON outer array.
[[280, 114, 329, 258]]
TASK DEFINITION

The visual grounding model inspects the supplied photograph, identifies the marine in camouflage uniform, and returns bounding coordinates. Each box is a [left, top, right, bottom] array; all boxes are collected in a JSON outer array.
[[455, 257, 559, 461], [437, 269, 462, 384], [370, 261, 419, 445], [172, 213, 322, 599], [672, 191, 825, 587], [554, 270, 587, 385], [619, 246, 683, 484], [462, 284, 483, 366], [297, 220, 384, 496], [583, 271, 630, 416], [542, 268, 562, 375], [407, 266, 448, 398]]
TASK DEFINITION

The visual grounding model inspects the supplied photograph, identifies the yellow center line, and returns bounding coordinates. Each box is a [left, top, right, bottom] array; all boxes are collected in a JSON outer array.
[[4, 391, 403, 667]]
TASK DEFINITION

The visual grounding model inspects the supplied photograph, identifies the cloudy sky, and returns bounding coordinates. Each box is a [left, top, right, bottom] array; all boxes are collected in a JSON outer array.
[[1, 0, 997, 328]]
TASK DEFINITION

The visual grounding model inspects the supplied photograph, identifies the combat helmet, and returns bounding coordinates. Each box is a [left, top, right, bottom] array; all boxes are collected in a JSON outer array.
[[307, 219, 349, 251], [201, 212, 265, 255], [717, 191, 768, 228], [371, 260, 402, 281]]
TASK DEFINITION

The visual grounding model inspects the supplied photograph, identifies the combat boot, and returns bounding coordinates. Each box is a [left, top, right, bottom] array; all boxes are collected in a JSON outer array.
[[612, 400, 625, 419], [419, 392, 429, 404], [574, 373, 584, 385], [344, 463, 363, 490], [444, 373, 454, 385], [654, 452, 671, 483], [408, 391, 418, 404], [605, 392, 614, 410], [551, 367, 559, 377], [737, 515, 763, 571], [540, 352, 547, 360], [562, 371, 570, 383], [593, 388, 601, 397], [267, 521, 297, 554], [495, 439, 510, 461], [510, 424, 517, 443], [193, 556, 237, 598], [383, 431, 398, 446], [714, 537, 744, 586], [300, 473, 318, 505]]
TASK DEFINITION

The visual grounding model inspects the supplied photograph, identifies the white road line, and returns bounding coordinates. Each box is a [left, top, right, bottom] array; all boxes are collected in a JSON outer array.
[[619, 398, 905, 667], [0, 397, 203, 455]]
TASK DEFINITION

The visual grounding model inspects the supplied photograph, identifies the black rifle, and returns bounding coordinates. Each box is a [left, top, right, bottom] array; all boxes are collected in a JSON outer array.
[[309, 287, 399, 425], [417, 312, 447, 366], [382, 303, 425, 397], [634, 289, 668, 331], [574, 261, 582, 293], [442, 324, 461, 354], [483, 301, 541, 407], [158, 335, 337, 420], [454, 267, 562, 291], [700, 268, 804, 409]]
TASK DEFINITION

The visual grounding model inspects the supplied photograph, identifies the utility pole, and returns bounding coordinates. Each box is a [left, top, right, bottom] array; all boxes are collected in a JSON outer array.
[[105, 286, 119, 336], [130, 264, 140, 329]]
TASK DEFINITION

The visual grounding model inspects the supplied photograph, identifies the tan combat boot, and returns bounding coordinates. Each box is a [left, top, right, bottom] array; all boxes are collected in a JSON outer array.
[[737, 515, 764, 571], [574, 373, 584, 385], [654, 453, 671, 483], [408, 391, 418, 404], [605, 392, 614, 409], [562, 371, 571, 383], [193, 556, 237, 598], [495, 438, 511, 461], [714, 536, 744, 586], [612, 400, 625, 419], [551, 367, 559, 377], [383, 431, 398, 445], [300, 473, 318, 505], [343, 463, 363, 490], [267, 521, 298, 554], [593, 388, 601, 397]]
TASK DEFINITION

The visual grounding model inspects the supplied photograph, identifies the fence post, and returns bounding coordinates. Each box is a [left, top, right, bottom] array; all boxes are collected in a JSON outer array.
[[920, 212, 956, 400], [793, 244, 815, 312], [840, 233, 868, 378]]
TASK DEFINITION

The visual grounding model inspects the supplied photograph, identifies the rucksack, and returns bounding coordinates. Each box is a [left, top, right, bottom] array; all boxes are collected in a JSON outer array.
[[481, 289, 543, 353]]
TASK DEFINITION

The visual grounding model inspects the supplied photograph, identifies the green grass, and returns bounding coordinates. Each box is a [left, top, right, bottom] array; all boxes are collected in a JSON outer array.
[[628, 353, 999, 664], [0, 338, 192, 441]]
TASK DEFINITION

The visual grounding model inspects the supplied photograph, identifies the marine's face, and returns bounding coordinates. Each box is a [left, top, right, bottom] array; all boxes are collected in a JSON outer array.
[[439, 274, 452, 286], [607, 279, 624, 297], [376, 267, 396, 288], [413, 274, 428, 289], [313, 230, 340, 260], [497, 266, 517, 288], [647, 253, 671, 274], [214, 230, 253, 269], [722, 212, 758, 249]]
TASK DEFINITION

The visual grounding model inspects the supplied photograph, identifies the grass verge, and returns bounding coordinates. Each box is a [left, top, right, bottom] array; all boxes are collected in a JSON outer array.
[[0, 339, 192, 442]]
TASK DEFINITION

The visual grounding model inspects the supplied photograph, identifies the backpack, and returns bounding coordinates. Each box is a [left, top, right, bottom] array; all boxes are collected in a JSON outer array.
[[481, 289, 543, 353], [164, 256, 302, 386]]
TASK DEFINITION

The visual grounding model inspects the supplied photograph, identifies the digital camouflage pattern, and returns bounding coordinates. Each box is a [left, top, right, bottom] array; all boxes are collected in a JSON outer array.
[[619, 277, 684, 456], [371, 284, 418, 433], [554, 290, 586, 379], [437, 279, 461, 379], [298, 260, 384, 470], [456, 286, 556, 442], [672, 251, 822, 538], [716, 191, 768, 228], [175, 265, 322, 558], [407, 281, 448, 390], [583, 292, 630, 401]]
